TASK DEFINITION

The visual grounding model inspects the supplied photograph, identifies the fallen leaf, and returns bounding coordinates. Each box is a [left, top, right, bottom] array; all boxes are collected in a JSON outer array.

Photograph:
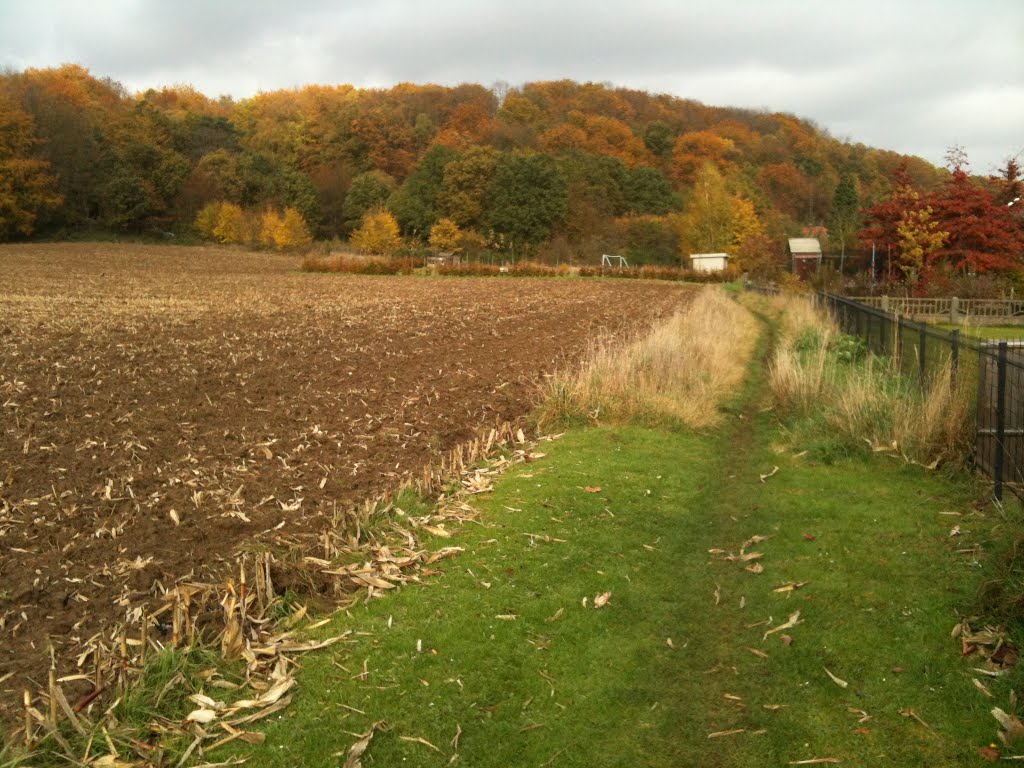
[[344, 720, 388, 768], [594, 591, 611, 609], [708, 729, 745, 738], [545, 608, 564, 623], [399, 735, 442, 753], [185, 708, 218, 724], [759, 466, 779, 483], [747, 647, 769, 659], [763, 704, 788, 711], [802, 533, 816, 541], [978, 745, 1000, 761], [848, 708, 872, 723], [782, 634, 794, 647], [745, 562, 765, 574], [992, 707, 1024, 744], [973, 678, 994, 698], [583, 486, 602, 493], [666, 638, 675, 649], [764, 611, 802, 640], [773, 581, 809, 594], [787, 760, 841, 766], [824, 667, 849, 689]]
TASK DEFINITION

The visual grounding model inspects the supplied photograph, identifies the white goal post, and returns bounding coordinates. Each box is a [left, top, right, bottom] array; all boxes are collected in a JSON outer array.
[[601, 254, 628, 268]]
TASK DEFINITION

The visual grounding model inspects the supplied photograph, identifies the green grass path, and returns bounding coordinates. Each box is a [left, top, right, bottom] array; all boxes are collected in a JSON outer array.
[[233, 316, 1015, 767]]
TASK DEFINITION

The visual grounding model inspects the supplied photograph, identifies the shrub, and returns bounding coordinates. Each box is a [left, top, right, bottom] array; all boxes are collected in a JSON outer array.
[[302, 255, 418, 275]]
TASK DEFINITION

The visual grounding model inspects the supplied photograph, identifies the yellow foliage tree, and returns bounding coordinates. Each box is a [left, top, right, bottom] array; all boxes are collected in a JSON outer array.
[[194, 201, 223, 239], [276, 207, 313, 250], [213, 202, 248, 244], [259, 208, 284, 248], [428, 217, 462, 253], [896, 203, 948, 287], [351, 208, 401, 255], [729, 195, 764, 251]]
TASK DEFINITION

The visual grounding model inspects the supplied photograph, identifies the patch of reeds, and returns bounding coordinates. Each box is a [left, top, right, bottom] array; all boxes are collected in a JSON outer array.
[[537, 286, 759, 429], [767, 295, 973, 467]]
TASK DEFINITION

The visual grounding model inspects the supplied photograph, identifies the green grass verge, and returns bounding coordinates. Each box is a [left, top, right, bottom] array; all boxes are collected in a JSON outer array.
[[936, 324, 1024, 340], [224, 417, 1017, 767]]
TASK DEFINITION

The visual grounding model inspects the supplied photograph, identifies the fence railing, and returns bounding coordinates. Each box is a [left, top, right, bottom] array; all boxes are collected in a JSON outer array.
[[819, 293, 1024, 501], [848, 296, 1024, 325]]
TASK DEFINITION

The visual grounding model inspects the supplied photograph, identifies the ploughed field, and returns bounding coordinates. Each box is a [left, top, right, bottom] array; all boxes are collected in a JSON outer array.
[[0, 243, 692, 718]]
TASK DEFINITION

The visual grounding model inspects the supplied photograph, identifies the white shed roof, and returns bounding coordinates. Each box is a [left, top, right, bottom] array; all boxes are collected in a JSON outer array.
[[689, 252, 729, 259], [788, 238, 822, 256]]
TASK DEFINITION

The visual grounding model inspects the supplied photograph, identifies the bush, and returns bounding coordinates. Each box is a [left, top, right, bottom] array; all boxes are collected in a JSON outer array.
[[302, 255, 418, 275]]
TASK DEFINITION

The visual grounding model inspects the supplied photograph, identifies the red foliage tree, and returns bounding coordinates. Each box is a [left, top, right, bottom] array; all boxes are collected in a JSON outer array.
[[928, 167, 1024, 274]]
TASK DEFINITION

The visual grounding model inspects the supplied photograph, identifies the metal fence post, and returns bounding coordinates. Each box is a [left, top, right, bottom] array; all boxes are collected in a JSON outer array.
[[994, 342, 1008, 502]]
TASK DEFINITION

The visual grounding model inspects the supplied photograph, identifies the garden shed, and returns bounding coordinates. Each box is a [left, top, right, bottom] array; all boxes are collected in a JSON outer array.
[[689, 253, 730, 273], [788, 238, 822, 280]]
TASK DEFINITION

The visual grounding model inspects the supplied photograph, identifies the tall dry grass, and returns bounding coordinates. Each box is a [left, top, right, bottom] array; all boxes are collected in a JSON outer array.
[[767, 295, 972, 466], [537, 287, 760, 429]]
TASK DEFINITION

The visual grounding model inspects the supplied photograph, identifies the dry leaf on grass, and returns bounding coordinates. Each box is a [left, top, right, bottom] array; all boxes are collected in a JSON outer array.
[[594, 591, 611, 609], [344, 720, 389, 768], [787, 760, 841, 765], [759, 466, 779, 483], [764, 611, 802, 640], [773, 582, 809, 594], [708, 728, 745, 738], [399, 735, 442, 753], [993, 707, 1024, 745], [824, 668, 849, 689], [583, 486, 602, 493]]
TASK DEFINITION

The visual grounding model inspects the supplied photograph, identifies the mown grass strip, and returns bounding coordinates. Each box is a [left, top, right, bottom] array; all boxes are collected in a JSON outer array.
[[228, 413, 1016, 766]]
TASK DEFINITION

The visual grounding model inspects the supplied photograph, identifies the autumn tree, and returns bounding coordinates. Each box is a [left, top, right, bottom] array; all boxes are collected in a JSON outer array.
[[677, 163, 735, 254], [895, 197, 948, 286], [670, 131, 736, 186], [351, 208, 401, 255], [428, 218, 462, 253], [931, 163, 1024, 274], [259, 208, 284, 248], [276, 207, 314, 250], [438, 146, 499, 228], [0, 101, 62, 238], [213, 201, 249, 244]]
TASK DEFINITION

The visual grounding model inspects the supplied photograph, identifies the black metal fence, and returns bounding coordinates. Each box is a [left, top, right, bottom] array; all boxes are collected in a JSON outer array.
[[819, 293, 1024, 501]]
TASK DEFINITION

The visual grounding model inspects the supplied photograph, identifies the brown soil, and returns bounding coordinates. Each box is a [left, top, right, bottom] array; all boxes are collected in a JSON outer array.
[[0, 243, 693, 719]]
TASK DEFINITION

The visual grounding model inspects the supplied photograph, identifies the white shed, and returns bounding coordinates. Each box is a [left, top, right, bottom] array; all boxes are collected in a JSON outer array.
[[689, 252, 730, 272]]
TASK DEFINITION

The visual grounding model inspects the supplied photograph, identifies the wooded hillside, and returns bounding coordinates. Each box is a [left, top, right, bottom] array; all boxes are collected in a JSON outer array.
[[0, 64, 979, 270]]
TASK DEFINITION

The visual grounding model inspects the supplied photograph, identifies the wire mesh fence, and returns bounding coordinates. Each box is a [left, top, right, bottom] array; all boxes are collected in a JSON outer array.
[[819, 293, 1024, 501]]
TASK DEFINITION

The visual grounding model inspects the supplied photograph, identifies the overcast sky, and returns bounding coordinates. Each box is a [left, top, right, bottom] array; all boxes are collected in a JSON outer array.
[[2, 0, 1021, 174]]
